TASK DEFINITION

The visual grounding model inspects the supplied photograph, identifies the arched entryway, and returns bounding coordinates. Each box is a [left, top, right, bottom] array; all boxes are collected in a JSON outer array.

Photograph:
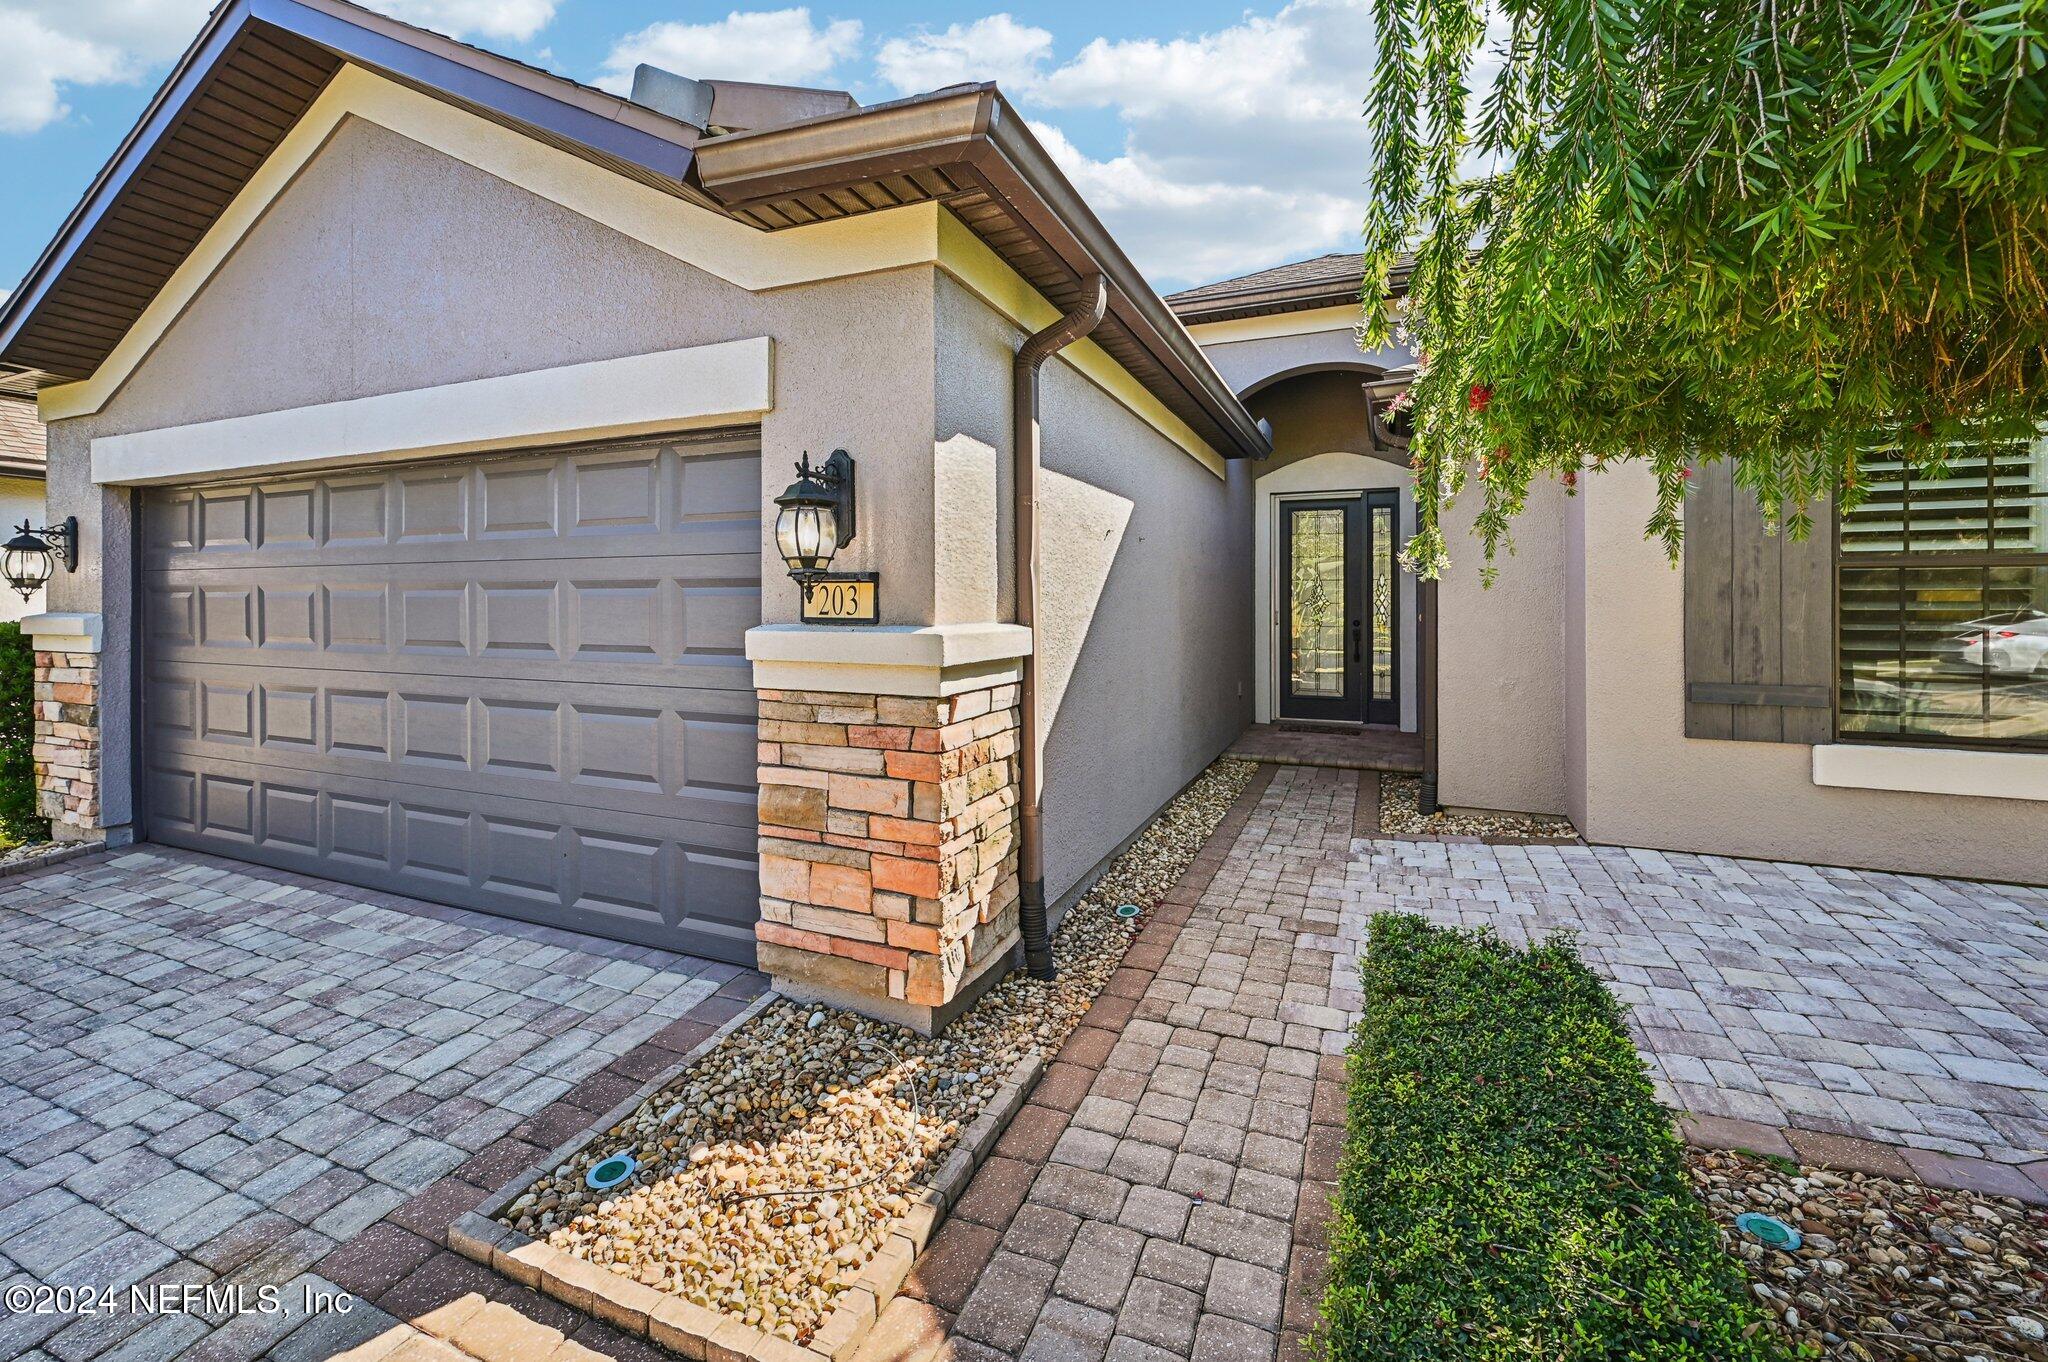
[[1242, 368, 1419, 733]]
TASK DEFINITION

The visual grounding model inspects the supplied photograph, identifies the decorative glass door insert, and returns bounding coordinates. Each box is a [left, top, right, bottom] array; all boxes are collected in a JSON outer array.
[[1279, 492, 1402, 724]]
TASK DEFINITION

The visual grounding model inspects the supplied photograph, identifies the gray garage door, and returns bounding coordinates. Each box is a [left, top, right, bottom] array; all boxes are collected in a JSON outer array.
[[140, 432, 763, 964]]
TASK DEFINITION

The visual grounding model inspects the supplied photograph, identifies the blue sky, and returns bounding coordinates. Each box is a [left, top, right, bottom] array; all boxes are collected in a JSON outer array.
[[0, 0, 1378, 300]]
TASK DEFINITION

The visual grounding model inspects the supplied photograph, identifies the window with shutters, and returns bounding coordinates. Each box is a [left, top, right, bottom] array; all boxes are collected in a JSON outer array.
[[1837, 431, 2048, 749]]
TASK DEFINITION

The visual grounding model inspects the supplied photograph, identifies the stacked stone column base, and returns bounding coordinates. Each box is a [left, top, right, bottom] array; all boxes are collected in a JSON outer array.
[[26, 614, 103, 843], [755, 681, 1022, 1034]]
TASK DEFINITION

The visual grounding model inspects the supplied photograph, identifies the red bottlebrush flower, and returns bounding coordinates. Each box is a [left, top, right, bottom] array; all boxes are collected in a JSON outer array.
[[1561, 469, 1578, 489], [1677, 467, 1694, 481], [1913, 420, 1934, 439], [1468, 383, 1493, 413]]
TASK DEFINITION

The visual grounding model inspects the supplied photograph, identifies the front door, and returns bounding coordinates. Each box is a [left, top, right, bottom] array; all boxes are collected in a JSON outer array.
[[1279, 491, 1400, 724]]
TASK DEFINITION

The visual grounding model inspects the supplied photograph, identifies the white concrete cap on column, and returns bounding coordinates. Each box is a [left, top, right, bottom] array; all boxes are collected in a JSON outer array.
[[19, 612, 104, 654], [746, 622, 1031, 697]]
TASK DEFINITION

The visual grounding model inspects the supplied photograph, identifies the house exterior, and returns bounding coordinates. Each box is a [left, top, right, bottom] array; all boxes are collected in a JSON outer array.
[[0, 0, 1259, 1033], [0, 394, 49, 621], [0, 1, 2039, 1036], [1173, 255, 2048, 888]]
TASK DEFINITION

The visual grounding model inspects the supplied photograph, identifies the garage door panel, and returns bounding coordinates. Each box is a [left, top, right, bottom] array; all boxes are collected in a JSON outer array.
[[142, 434, 763, 963], [147, 681, 756, 827], [142, 439, 762, 568], [145, 565, 758, 674], [144, 753, 759, 963]]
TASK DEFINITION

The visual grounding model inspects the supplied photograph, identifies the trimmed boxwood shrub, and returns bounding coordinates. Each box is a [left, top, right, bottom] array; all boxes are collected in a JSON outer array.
[[0, 621, 45, 845], [1320, 914, 1789, 1361]]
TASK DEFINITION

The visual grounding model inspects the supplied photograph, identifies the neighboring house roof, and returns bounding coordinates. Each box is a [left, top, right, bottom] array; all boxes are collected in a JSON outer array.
[[0, 397, 48, 479], [1166, 252, 1412, 325], [0, 0, 1266, 460]]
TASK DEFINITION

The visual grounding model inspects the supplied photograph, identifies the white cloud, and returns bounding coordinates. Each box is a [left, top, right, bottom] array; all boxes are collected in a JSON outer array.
[[1031, 122, 1364, 290], [601, 8, 861, 92], [0, 10, 129, 133], [1037, 2, 1365, 124], [0, 0, 553, 136], [0, 0, 211, 133], [874, 14, 1051, 95], [371, 0, 556, 43], [998, 0, 1382, 288]]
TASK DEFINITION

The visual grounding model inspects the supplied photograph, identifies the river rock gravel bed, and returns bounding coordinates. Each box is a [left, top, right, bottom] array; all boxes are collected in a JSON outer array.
[[0, 839, 58, 869], [1689, 1147, 2048, 1360], [499, 758, 1256, 1345], [1376, 773, 1581, 840]]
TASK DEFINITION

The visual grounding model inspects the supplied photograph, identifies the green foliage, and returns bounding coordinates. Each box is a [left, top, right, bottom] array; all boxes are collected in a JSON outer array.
[[1318, 914, 1789, 1361], [0, 622, 44, 845], [1362, 0, 2048, 576]]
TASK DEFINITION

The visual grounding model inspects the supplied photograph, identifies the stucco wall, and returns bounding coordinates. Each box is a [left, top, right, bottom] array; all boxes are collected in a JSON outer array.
[[47, 115, 943, 630], [1568, 465, 2048, 883], [45, 116, 955, 838], [1246, 370, 1383, 471], [1194, 326, 1411, 394], [0, 477, 46, 622], [1435, 484, 1570, 816], [934, 274, 1254, 908]]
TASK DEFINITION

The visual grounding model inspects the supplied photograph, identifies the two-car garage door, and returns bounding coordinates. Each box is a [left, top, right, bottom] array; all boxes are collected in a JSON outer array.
[[139, 432, 763, 964]]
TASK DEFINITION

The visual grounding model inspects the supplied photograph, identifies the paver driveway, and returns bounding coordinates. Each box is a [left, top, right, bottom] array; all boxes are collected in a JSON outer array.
[[1341, 835, 2048, 1168], [0, 846, 744, 1362]]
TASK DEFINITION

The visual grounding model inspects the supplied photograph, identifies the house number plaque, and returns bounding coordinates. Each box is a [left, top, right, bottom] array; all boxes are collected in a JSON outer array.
[[800, 574, 880, 625]]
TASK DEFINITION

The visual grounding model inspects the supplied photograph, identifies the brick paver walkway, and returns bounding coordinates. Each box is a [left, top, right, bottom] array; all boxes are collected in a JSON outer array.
[[920, 764, 1353, 1362], [0, 847, 740, 1362], [913, 763, 2048, 1362]]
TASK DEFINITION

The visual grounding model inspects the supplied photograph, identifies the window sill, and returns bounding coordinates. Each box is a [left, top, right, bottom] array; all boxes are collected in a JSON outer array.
[[1812, 743, 2048, 803]]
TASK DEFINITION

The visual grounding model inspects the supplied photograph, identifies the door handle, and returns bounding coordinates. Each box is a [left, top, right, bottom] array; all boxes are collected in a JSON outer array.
[[1351, 618, 1361, 662]]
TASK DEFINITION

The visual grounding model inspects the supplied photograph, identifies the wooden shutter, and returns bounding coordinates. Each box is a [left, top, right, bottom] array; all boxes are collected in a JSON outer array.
[[1682, 460, 1835, 743]]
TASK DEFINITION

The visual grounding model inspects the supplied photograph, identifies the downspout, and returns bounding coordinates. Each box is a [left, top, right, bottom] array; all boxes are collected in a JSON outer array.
[[1417, 576, 1441, 814], [1014, 273, 1109, 980]]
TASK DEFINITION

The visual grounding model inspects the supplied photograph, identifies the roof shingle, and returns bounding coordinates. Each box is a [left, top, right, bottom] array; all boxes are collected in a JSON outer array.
[[1165, 253, 1365, 305]]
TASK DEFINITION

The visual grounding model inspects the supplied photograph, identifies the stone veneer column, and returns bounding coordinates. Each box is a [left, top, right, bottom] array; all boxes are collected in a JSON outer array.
[[745, 624, 1032, 1034], [22, 613, 104, 842]]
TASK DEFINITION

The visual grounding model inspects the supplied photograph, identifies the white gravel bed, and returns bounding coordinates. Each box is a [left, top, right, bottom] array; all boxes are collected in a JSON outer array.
[[501, 758, 1256, 1345], [1377, 773, 1580, 839], [1691, 1148, 2048, 1360]]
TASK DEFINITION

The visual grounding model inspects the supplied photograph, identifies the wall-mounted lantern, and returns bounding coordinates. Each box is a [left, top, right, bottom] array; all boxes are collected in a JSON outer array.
[[774, 450, 854, 581], [3, 517, 77, 601], [775, 450, 879, 624]]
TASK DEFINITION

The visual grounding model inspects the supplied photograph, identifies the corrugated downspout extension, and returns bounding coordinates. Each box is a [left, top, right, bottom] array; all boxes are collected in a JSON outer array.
[[1014, 273, 1109, 980]]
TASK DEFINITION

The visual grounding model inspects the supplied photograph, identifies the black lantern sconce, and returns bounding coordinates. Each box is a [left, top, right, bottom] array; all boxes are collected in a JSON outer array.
[[774, 450, 865, 599], [3, 517, 77, 602]]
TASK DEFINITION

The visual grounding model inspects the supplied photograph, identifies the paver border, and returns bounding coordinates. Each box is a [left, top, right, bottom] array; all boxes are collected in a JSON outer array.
[[1677, 1111, 2048, 1207], [441, 761, 1275, 1361], [1353, 769, 1585, 846], [0, 838, 108, 880]]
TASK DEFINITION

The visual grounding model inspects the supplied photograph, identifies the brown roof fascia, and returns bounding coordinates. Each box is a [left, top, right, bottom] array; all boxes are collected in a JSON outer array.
[[694, 89, 1268, 461], [292, 0, 704, 150], [1168, 262, 1412, 326]]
